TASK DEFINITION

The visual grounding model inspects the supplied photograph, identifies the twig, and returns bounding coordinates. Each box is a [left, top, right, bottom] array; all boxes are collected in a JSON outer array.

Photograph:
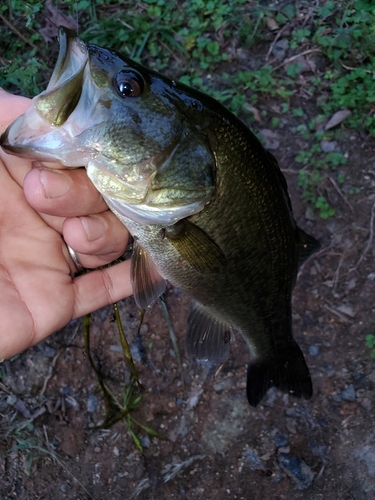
[[0, 14, 38, 50], [268, 48, 321, 72], [354, 201, 375, 269], [328, 175, 353, 212], [340, 62, 374, 74], [265, 24, 290, 62], [323, 304, 350, 324]]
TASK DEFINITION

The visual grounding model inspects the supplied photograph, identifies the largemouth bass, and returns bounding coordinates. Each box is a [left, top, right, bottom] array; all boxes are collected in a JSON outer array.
[[1, 27, 320, 407]]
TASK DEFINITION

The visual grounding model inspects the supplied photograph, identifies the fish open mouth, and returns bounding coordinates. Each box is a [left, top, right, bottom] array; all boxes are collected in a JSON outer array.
[[0, 27, 89, 159], [35, 26, 88, 126]]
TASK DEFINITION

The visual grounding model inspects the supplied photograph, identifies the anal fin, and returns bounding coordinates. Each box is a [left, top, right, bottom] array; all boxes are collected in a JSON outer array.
[[186, 302, 233, 365], [131, 240, 166, 309], [296, 227, 321, 266], [246, 340, 312, 407]]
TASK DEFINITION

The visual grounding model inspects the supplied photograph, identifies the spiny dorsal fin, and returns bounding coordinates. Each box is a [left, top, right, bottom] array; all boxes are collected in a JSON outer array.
[[186, 301, 233, 365], [296, 227, 321, 266], [164, 220, 226, 273], [131, 240, 166, 309]]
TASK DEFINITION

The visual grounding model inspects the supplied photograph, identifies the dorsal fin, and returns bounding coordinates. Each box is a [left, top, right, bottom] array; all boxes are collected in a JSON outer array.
[[186, 301, 233, 365], [164, 219, 226, 273], [296, 227, 321, 266], [131, 240, 166, 309]]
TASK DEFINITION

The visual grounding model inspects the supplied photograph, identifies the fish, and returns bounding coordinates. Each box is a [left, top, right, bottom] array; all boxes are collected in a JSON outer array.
[[0, 26, 320, 407]]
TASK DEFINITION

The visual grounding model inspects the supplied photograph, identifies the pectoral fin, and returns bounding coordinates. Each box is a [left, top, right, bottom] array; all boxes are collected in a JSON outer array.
[[186, 301, 233, 365], [131, 240, 166, 309], [296, 227, 321, 266], [164, 220, 226, 273]]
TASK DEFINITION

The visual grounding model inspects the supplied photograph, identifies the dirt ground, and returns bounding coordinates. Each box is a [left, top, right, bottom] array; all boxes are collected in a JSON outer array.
[[1, 20, 375, 500]]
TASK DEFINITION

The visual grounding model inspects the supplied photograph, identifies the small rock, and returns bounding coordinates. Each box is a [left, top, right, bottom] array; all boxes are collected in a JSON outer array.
[[286, 417, 297, 434], [87, 393, 98, 413], [213, 378, 235, 393], [141, 435, 151, 448], [272, 39, 289, 60], [308, 345, 320, 356], [140, 324, 149, 334], [320, 140, 339, 153], [361, 398, 372, 410], [44, 345, 57, 357], [274, 432, 288, 448], [341, 384, 356, 402], [130, 337, 145, 363], [246, 449, 266, 471], [332, 394, 342, 402], [259, 129, 280, 150], [336, 304, 355, 318], [278, 453, 314, 490], [6, 395, 17, 406]]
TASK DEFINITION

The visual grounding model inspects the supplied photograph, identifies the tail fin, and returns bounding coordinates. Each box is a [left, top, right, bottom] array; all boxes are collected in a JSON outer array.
[[246, 342, 312, 407]]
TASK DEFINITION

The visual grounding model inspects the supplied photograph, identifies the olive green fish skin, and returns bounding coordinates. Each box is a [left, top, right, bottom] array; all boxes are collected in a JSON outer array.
[[0, 27, 318, 407], [118, 115, 297, 349]]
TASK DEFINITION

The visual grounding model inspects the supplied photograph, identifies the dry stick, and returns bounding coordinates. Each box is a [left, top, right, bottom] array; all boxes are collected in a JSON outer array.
[[265, 24, 290, 62], [267, 48, 321, 72], [0, 14, 38, 50], [355, 201, 375, 269], [328, 175, 353, 212]]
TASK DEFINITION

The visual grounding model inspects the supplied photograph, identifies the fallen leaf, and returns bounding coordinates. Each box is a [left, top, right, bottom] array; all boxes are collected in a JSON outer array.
[[325, 109, 352, 130], [266, 17, 280, 31], [39, 0, 77, 43]]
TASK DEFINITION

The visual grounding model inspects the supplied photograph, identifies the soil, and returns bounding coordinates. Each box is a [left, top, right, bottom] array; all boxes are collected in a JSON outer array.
[[1, 17, 375, 500]]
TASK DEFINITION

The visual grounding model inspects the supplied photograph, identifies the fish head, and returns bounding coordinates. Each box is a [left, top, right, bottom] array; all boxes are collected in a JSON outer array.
[[1, 26, 216, 224]]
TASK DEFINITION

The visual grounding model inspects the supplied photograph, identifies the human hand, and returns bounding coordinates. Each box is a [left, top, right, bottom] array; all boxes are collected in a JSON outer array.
[[0, 89, 132, 360]]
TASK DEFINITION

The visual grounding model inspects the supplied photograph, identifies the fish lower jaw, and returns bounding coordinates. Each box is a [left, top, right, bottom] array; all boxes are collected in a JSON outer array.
[[104, 196, 206, 225]]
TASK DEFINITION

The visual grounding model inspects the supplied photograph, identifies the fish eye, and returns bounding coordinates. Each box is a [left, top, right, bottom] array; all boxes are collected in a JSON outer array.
[[114, 71, 143, 98]]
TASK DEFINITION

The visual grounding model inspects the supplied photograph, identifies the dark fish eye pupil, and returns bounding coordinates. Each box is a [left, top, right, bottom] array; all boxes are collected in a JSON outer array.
[[115, 72, 142, 98], [118, 81, 133, 96]]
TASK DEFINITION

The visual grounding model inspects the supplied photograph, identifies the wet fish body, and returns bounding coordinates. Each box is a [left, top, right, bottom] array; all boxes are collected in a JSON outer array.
[[1, 27, 320, 407]]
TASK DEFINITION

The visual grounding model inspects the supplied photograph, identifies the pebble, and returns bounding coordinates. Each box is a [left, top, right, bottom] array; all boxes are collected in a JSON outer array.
[[308, 345, 320, 356], [272, 39, 289, 60], [213, 378, 235, 393], [320, 140, 339, 153], [336, 304, 356, 318], [246, 449, 265, 471], [87, 393, 98, 413], [141, 435, 151, 448], [274, 432, 288, 449], [44, 346, 57, 357], [278, 453, 314, 490], [341, 384, 356, 402]]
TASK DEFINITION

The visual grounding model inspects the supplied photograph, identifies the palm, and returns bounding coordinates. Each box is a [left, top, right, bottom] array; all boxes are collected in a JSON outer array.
[[0, 90, 132, 359], [0, 159, 76, 355]]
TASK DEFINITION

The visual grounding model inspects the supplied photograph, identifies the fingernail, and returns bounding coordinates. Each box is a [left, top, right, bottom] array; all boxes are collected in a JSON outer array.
[[39, 169, 72, 198], [80, 215, 107, 242]]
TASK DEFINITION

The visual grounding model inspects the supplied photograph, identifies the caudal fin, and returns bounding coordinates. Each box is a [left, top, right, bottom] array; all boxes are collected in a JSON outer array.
[[246, 342, 312, 407]]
